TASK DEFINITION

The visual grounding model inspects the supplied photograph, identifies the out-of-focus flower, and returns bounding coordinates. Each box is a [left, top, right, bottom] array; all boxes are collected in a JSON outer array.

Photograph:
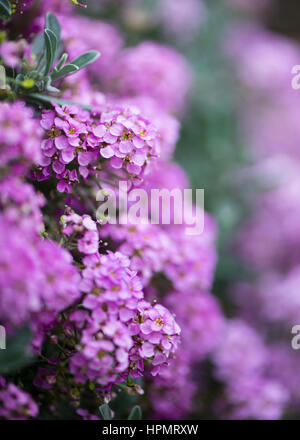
[[111, 42, 192, 114], [165, 290, 224, 361], [0, 377, 38, 420], [157, 0, 207, 42], [0, 101, 42, 173], [213, 319, 266, 381], [227, 377, 289, 420], [149, 348, 196, 420], [0, 176, 45, 234], [224, 25, 300, 94], [237, 178, 300, 272], [0, 214, 80, 328]]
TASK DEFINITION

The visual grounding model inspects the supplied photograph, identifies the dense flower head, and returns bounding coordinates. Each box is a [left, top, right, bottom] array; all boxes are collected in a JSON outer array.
[[0, 215, 80, 328], [80, 251, 144, 318], [0, 377, 38, 420], [69, 314, 133, 388], [128, 300, 181, 377], [35, 102, 160, 192], [67, 248, 180, 387], [62, 210, 100, 255], [111, 41, 192, 114], [62, 249, 145, 389], [0, 101, 42, 173], [165, 291, 224, 361]]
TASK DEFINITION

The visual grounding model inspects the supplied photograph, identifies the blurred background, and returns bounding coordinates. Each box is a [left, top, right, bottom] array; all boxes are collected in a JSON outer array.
[[101, 0, 300, 419]]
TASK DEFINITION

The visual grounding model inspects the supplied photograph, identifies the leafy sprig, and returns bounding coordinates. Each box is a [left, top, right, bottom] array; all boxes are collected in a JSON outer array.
[[15, 12, 100, 95]]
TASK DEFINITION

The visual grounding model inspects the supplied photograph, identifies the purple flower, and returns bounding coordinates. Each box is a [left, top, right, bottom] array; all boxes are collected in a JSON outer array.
[[0, 377, 38, 420], [111, 41, 192, 114]]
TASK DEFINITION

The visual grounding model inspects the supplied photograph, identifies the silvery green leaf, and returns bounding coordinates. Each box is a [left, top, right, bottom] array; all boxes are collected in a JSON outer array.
[[54, 53, 68, 72], [44, 29, 57, 75], [45, 12, 61, 43], [51, 63, 79, 81], [70, 50, 100, 70], [128, 405, 142, 420], [31, 33, 45, 56], [99, 404, 113, 420], [44, 75, 60, 93]]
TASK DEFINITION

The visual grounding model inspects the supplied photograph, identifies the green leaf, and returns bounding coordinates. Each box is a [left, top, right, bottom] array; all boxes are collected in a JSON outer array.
[[44, 28, 57, 75], [31, 33, 45, 56], [51, 63, 79, 81], [45, 12, 61, 42], [0, 0, 11, 21], [99, 404, 113, 420], [70, 50, 100, 70], [0, 325, 34, 374], [128, 405, 142, 420], [55, 53, 68, 72], [44, 76, 59, 93], [27, 93, 92, 111]]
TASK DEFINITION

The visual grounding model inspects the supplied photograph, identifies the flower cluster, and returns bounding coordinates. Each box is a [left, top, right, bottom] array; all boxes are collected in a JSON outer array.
[[69, 250, 180, 388], [34, 102, 159, 192], [129, 300, 181, 377], [0, 214, 80, 329], [60, 211, 181, 388]]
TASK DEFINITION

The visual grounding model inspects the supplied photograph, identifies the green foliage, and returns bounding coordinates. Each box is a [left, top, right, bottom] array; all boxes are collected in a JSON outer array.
[[12, 12, 100, 97], [99, 404, 113, 420], [128, 405, 142, 420]]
